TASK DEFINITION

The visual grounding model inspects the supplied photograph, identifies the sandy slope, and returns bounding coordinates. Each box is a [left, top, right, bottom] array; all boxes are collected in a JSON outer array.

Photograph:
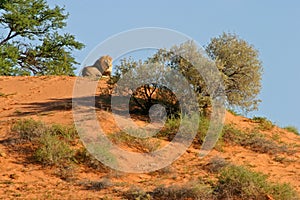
[[0, 76, 299, 199]]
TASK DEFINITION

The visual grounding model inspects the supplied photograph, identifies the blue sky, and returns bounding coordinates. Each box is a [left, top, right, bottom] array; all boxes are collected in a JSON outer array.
[[49, 0, 300, 129]]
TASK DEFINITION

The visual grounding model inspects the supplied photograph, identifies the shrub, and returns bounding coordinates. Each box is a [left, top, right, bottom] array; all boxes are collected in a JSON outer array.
[[220, 124, 245, 144], [252, 116, 274, 131], [151, 183, 213, 200], [215, 165, 299, 200], [12, 119, 78, 166], [204, 156, 229, 173], [34, 133, 74, 166], [221, 125, 289, 155], [123, 183, 213, 200], [74, 147, 110, 171], [227, 109, 241, 116], [109, 130, 161, 153], [49, 124, 78, 141], [123, 187, 152, 200], [283, 126, 299, 135], [240, 132, 289, 154], [12, 118, 47, 141]]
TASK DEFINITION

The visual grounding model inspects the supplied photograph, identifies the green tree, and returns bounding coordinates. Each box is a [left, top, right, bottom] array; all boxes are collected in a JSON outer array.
[[110, 57, 180, 116], [110, 33, 263, 115], [206, 33, 262, 112], [0, 0, 84, 75]]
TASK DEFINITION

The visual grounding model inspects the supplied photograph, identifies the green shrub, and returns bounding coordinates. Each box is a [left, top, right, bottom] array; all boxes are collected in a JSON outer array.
[[204, 156, 229, 173], [283, 126, 299, 135], [156, 116, 180, 140], [270, 182, 299, 200], [196, 116, 210, 144], [109, 130, 161, 153], [152, 183, 213, 200], [75, 147, 110, 171], [216, 165, 268, 199], [227, 109, 241, 116], [221, 125, 289, 155], [123, 187, 152, 200], [240, 132, 289, 154], [12, 118, 46, 141], [221, 124, 245, 144], [252, 116, 274, 131], [34, 133, 74, 166], [216, 165, 299, 200], [49, 124, 78, 141], [124, 183, 213, 200]]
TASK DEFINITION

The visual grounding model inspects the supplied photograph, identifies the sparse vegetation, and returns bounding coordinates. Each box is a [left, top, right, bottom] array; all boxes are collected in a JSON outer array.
[[221, 125, 290, 155], [12, 118, 47, 141], [11, 119, 113, 170], [82, 178, 113, 191], [0, 92, 16, 97], [109, 130, 161, 153], [151, 183, 213, 200], [227, 109, 241, 116], [204, 156, 229, 173], [283, 125, 299, 135], [252, 116, 274, 131], [34, 133, 74, 166], [123, 182, 214, 200], [215, 165, 299, 200], [74, 147, 110, 171], [6, 107, 300, 199]]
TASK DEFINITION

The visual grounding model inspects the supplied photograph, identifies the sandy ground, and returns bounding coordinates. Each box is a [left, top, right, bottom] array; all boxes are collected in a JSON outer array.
[[0, 76, 299, 199]]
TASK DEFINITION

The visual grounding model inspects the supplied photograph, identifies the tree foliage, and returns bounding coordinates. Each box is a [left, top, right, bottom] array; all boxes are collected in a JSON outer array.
[[205, 33, 262, 112], [110, 33, 263, 115], [0, 0, 84, 75], [110, 58, 180, 116]]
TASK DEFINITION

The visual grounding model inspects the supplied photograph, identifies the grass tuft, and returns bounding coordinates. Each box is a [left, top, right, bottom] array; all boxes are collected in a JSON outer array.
[[216, 165, 299, 200], [283, 126, 299, 135], [252, 116, 274, 131]]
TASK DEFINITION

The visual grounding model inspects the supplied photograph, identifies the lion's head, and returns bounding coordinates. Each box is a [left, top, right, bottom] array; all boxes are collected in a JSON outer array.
[[94, 55, 113, 76]]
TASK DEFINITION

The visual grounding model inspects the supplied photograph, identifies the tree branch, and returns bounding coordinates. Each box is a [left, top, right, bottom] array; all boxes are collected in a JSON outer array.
[[0, 29, 18, 45]]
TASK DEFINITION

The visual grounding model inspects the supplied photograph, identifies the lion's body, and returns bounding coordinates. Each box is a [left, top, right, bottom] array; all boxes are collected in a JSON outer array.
[[81, 55, 113, 78], [81, 66, 102, 78]]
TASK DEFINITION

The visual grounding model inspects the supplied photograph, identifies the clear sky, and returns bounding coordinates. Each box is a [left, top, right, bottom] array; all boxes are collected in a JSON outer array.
[[48, 0, 300, 130]]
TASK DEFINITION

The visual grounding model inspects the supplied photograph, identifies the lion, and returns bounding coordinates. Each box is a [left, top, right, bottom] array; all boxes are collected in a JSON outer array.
[[81, 55, 113, 78]]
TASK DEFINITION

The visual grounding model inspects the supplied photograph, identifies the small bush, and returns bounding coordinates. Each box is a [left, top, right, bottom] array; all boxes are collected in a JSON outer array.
[[12, 118, 47, 141], [34, 133, 74, 166], [75, 147, 110, 171], [283, 126, 299, 135], [123, 187, 152, 200], [227, 109, 241, 116], [216, 165, 268, 199], [109, 131, 160, 153], [215, 165, 299, 200], [240, 132, 289, 154], [156, 116, 180, 140], [196, 116, 210, 144], [252, 116, 274, 131], [204, 156, 229, 173], [124, 183, 214, 200], [221, 124, 245, 144], [49, 124, 78, 142], [83, 178, 112, 191], [12, 119, 78, 166], [221, 125, 289, 155], [151, 183, 213, 200]]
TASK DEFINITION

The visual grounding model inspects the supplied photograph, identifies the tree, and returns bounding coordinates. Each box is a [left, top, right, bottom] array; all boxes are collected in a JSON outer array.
[[0, 0, 84, 75], [205, 33, 262, 112], [110, 57, 181, 116], [110, 33, 263, 116]]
